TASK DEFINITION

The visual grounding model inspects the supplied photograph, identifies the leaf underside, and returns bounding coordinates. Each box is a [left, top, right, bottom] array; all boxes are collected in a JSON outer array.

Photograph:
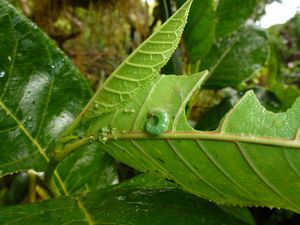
[[74, 0, 300, 213]]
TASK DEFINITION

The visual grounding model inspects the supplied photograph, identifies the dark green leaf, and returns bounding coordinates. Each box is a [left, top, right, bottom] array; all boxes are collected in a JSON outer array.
[[0, 1, 117, 195], [195, 97, 237, 131], [176, 0, 215, 62], [202, 26, 270, 88], [215, 0, 256, 38], [0, 178, 249, 225], [270, 82, 300, 111], [252, 87, 282, 112], [55, 144, 118, 194]]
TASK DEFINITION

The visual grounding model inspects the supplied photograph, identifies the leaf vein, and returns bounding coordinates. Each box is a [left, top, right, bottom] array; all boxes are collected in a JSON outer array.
[[236, 142, 300, 211], [167, 140, 229, 198], [196, 140, 257, 199]]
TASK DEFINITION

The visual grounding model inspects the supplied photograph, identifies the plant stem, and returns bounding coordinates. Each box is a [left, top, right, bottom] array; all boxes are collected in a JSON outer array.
[[44, 157, 60, 193], [28, 169, 37, 203], [57, 136, 91, 161], [109, 131, 300, 148]]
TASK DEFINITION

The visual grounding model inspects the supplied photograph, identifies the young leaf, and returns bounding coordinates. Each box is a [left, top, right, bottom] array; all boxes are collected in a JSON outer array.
[[76, 0, 194, 121]]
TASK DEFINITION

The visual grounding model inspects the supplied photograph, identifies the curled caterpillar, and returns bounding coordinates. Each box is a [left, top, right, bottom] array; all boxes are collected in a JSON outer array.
[[145, 108, 169, 135]]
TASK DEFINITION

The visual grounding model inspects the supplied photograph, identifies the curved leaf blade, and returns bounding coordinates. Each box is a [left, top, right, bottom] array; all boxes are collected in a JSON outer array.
[[78, 0, 193, 121]]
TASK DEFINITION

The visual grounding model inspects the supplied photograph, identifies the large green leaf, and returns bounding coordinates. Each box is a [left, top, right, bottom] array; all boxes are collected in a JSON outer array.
[[215, 0, 256, 38], [0, 1, 117, 195], [176, 0, 215, 62], [97, 91, 300, 213], [55, 143, 118, 194], [201, 26, 270, 88], [0, 175, 249, 225], [63, 0, 300, 213]]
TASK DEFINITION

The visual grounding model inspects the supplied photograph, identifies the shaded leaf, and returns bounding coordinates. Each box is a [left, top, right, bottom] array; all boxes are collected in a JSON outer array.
[[270, 82, 300, 111], [176, 0, 215, 62], [195, 96, 238, 131], [252, 87, 282, 112], [202, 26, 270, 88], [215, 0, 256, 38], [55, 144, 118, 194], [2, 172, 29, 205], [0, 176, 249, 225]]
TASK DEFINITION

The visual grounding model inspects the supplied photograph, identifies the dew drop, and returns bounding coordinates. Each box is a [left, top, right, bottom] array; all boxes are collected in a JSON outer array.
[[94, 103, 99, 109], [0, 71, 6, 78], [28, 116, 32, 121], [51, 65, 55, 69], [8, 56, 12, 61]]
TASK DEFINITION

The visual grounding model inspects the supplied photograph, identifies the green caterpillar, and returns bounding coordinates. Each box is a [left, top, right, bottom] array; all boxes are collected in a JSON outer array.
[[145, 108, 169, 135]]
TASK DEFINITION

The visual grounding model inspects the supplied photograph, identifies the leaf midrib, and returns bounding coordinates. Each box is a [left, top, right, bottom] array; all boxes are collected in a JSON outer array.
[[0, 100, 70, 196], [105, 131, 300, 149], [0, 100, 48, 160]]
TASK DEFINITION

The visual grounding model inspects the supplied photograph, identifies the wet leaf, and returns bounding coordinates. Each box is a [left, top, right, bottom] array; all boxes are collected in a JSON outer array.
[[0, 1, 117, 195], [0, 175, 249, 225]]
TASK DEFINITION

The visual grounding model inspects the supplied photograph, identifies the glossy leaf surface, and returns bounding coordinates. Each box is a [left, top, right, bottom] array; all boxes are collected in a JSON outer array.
[[0, 175, 249, 225], [0, 1, 117, 195]]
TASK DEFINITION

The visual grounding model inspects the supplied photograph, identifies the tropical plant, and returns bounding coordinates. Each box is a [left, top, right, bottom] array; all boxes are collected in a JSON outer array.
[[1, 0, 300, 224]]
